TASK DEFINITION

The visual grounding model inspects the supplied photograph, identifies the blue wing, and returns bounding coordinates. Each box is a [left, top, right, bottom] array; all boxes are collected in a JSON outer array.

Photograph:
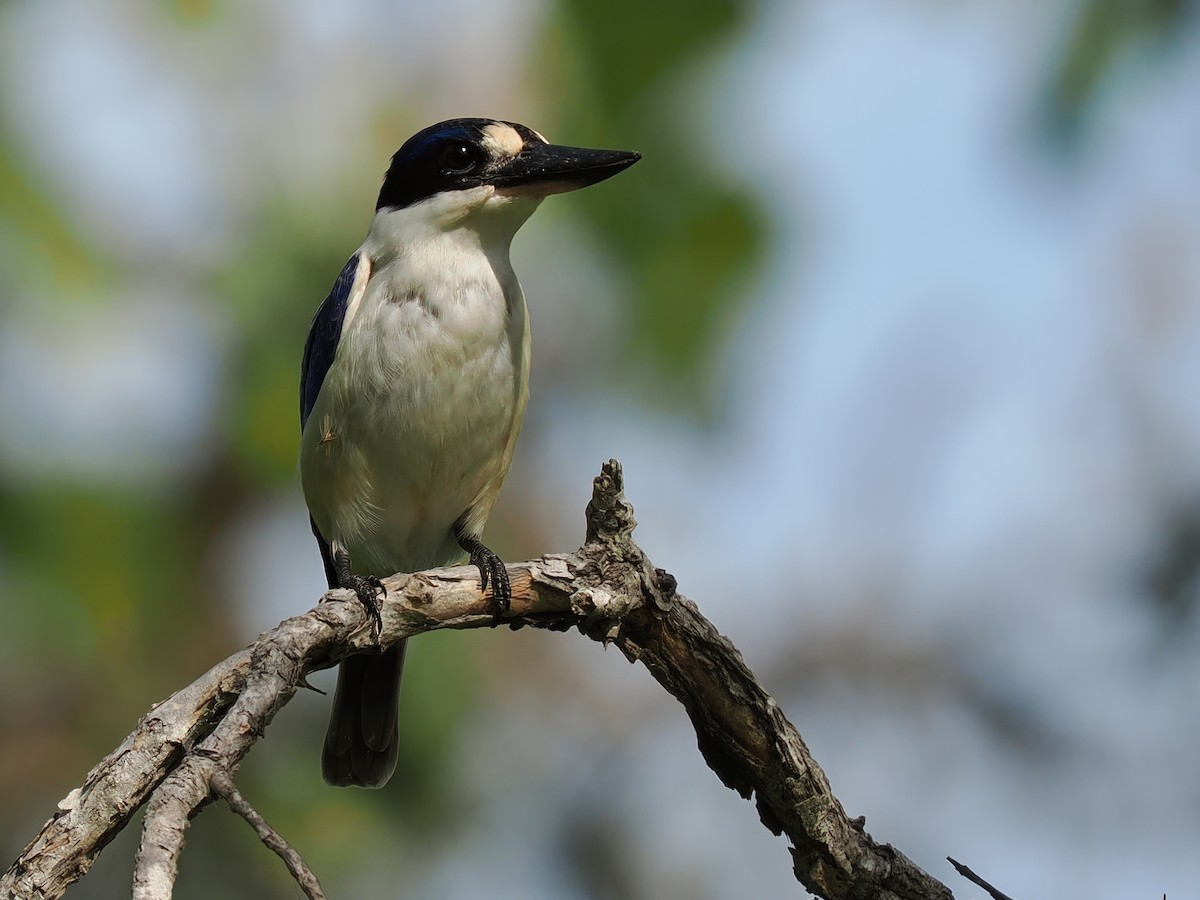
[[301, 254, 363, 428]]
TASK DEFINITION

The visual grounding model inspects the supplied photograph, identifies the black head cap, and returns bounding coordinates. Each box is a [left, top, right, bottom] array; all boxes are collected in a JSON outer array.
[[376, 118, 639, 211]]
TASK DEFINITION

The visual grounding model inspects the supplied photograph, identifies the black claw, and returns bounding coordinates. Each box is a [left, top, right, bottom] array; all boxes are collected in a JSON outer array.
[[487, 554, 511, 618], [454, 525, 511, 621], [468, 544, 511, 621], [346, 574, 384, 635], [333, 546, 385, 637]]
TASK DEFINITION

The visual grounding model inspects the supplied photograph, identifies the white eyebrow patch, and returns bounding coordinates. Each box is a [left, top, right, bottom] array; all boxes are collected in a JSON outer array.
[[481, 122, 525, 158]]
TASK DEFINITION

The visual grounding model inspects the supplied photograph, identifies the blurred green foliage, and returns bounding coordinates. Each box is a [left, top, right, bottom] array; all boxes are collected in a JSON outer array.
[[0, 0, 1178, 896], [548, 0, 764, 393], [0, 0, 764, 895], [0, 122, 110, 297], [1046, 0, 1196, 139]]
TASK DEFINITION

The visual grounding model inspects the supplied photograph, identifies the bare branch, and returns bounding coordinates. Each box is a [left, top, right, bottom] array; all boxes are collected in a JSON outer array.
[[2, 651, 252, 900], [131, 756, 214, 900], [0, 460, 954, 900], [212, 772, 326, 900], [947, 858, 1015, 900]]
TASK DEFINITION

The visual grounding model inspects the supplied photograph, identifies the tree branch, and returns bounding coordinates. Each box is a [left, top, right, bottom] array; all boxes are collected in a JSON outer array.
[[211, 772, 326, 900], [946, 858, 1014, 900], [1, 460, 955, 900]]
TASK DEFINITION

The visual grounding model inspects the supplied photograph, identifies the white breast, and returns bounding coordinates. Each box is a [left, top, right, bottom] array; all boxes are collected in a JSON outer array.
[[300, 199, 532, 576]]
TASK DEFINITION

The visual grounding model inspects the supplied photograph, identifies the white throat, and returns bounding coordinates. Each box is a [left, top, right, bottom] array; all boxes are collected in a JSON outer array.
[[363, 186, 542, 267]]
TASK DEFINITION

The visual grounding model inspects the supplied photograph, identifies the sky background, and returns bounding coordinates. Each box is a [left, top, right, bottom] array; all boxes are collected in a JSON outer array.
[[1, 1, 1199, 898]]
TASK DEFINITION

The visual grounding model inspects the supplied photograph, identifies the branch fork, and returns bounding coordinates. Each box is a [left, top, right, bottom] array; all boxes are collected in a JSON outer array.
[[1, 460, 960, 900]]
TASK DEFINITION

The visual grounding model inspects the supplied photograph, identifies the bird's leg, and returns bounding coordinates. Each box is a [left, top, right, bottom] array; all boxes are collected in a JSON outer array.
[[332, 542, 386, 636], [453, 522, 511, 620]]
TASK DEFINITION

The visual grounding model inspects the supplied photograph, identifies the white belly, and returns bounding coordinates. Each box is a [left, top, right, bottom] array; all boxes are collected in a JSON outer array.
[[300, 270, 529, 576]]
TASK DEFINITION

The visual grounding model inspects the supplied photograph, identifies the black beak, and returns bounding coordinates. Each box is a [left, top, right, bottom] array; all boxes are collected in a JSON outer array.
[[492, 143, 641, 195]]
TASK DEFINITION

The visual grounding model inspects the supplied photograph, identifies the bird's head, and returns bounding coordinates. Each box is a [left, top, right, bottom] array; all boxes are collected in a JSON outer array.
[[375, 118, 640, 234]]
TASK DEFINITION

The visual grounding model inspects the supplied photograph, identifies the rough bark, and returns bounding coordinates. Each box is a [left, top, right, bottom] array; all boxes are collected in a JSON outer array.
[[1, 460, 956, 900]]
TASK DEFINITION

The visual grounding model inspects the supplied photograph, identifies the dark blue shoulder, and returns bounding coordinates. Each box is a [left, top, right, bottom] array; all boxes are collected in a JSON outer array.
[[300, 254, 364, 428]]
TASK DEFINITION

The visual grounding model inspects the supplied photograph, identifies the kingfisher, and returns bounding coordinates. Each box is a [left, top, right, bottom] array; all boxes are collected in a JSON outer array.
[[299, 118, 639, 787]]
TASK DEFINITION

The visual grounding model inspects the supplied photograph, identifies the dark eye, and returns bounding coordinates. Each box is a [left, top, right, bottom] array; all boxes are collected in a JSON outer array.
[[440, 142, 477, 174]]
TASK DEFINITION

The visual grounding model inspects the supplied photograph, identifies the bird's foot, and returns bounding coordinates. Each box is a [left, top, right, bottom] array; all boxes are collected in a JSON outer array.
[[454, 528, 510, 621], [344, 573, 386, 636], [472, 545, 511, 621], [332, 544, 386, 637]]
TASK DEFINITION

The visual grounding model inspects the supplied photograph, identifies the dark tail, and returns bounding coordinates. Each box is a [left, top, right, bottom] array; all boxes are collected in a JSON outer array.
[[321, 641, 406, 788]]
